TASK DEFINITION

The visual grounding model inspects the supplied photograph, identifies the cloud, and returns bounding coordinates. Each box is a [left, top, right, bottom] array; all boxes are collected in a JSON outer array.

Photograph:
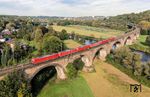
[[0, 0, 149, 16]]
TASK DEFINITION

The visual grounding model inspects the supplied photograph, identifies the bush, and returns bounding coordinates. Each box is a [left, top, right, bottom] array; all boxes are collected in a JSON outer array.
[[0, 70, 31, 97], [73, 59, 84, 70], [66, 63, 78, 79], [42, 36, 66, 54], [146, 35, 150, 46], [141, 29, 149, 35]]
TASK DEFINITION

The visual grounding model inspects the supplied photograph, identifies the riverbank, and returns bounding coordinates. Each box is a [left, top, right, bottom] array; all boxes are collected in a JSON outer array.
[[129, 44, 150, 54], [129, 35, 150, 54]]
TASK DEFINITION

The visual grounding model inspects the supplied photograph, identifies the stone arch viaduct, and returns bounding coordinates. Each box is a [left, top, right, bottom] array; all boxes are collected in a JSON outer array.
[[0, 27, 141, 82]]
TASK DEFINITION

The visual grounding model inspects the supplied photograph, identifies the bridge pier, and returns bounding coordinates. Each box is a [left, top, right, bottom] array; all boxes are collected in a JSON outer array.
[[132, 36, 137, 43], [81, 56, 95, 72], [116, 43, 122, 48], [55, 66, 67, 80], [98, 49, 107, 61], [126, 39, 132, 45]]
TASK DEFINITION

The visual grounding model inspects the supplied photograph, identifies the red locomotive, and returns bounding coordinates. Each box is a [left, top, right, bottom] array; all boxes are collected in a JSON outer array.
[[31, 37, 116, 64], [31, 53, 60, 64]]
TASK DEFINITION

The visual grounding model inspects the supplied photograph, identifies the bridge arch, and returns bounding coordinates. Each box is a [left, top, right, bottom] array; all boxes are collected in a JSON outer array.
[[124, 36, 132, 45], [133, 33, 138, 41], [94, 48, 107, 61], [71, 56, 85, 71], [112, 41, 122, 50], [30, 65, 57, 96], [70, 54, 94, 72], [29, 63, 66, 82], [30, 63, 67, 95]]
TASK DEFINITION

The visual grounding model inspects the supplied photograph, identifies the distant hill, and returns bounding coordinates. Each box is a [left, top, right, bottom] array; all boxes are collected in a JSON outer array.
[[0, 10, 149, 31], [101, 10, 150, 30], [55, 10, 150, 31]]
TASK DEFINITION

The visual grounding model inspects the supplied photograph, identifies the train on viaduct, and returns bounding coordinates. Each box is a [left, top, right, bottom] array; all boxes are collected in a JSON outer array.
[[0, 27, 141, 82]]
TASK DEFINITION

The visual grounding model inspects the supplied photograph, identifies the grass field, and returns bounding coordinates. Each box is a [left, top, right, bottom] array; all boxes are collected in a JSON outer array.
[[131, 35, 149, 49], [64, 39, 82, 49], [38, 76, 94, 97], [82, 59, 150, 97], [137, 35, 148, 42], [137, 35, 148, 47], [53, 25, 123, 38]]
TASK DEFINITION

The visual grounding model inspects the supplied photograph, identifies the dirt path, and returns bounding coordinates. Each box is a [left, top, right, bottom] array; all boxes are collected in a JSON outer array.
[[82, 59, 150, 97]]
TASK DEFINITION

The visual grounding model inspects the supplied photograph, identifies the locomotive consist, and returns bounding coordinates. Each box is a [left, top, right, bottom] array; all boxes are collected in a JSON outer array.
[[31, 37, 116, 64]]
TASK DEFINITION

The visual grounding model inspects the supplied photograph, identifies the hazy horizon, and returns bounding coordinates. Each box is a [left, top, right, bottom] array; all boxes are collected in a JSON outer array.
[[0, 0, 150, 17]]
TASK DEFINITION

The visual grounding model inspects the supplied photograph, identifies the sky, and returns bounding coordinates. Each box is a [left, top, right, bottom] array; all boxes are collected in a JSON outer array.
[[0, 0, 149, 17]]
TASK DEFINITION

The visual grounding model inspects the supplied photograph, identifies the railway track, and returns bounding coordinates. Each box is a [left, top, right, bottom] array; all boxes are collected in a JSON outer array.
[[0, 63, 34, 76]]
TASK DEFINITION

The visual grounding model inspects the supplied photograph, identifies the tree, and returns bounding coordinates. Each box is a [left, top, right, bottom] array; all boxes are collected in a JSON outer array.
[[113, 47, 132, 64], [34, 28, 43, 43], [59, 29, 68, 40], [1, 44, 11, 67], [139, 21, 150, 35], [48, 26, 54, 33], [132, 53, 142, 76], [0, 70, 31, 97], [6, 22, 15, 30], [70, 31, 75, 39], [42, 35, 65, 54], [39, 26, 48, 35], [122, 53, 133, 68], [66, 63, 78, 79], [34, 28, 43, 52], [132, 53, 141, 62], [143, 63, 150, 76], [146, 35, 150, 46], [13, 39, 24, 62]]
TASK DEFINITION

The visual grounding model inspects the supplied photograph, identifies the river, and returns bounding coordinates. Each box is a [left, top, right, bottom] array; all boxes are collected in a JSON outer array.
[[134, 50, 150, 63]]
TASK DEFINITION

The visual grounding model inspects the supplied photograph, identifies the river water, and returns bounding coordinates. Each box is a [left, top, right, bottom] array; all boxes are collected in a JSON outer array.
[[84, 40, 96, 45], [134, 50, 150, 63]]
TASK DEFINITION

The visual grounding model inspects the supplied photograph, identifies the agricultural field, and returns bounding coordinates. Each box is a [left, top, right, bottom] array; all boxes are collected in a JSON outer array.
[[38, 76, 94, 97], [53, 25, 123, 38], [64, 39, 82, 49]]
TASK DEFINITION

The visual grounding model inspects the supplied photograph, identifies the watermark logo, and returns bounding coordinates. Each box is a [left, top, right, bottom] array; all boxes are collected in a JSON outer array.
[[130, 84, 142, 92]]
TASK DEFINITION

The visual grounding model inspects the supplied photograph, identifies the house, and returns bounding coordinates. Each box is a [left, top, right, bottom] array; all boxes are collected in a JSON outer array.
[[0, 38, 5, 42], [2, 29, 12, 35], [0, 34, 5, 42]]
